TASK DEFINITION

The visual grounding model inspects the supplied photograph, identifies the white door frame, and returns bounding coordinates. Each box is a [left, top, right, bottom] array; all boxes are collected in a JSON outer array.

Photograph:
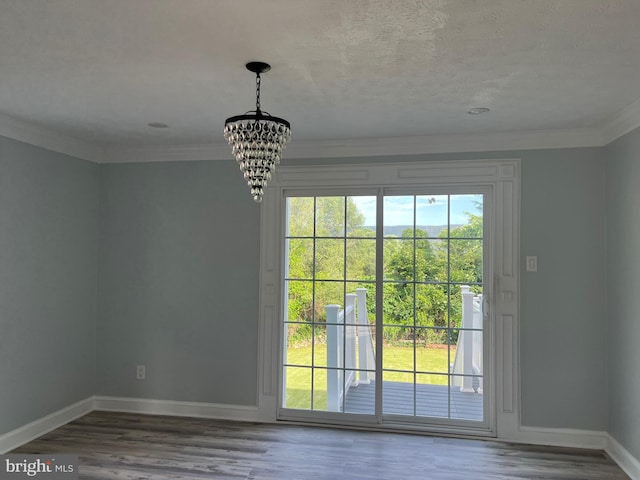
[[256, 159, 520, 440]]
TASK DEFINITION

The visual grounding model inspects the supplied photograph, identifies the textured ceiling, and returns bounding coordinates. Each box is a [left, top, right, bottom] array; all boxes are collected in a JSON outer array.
[[1, 0, 640, 149]]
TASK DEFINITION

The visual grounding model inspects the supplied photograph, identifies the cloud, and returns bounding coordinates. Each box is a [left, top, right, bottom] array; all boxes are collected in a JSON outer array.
[[350, 194, 484, 227], [350, 196, 377, 225]]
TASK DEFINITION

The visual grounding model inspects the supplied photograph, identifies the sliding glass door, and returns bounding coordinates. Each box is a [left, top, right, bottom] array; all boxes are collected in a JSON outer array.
[[282, 195, 377, 414], [280, 189, 489, 430], [380, 193, 485, 422]]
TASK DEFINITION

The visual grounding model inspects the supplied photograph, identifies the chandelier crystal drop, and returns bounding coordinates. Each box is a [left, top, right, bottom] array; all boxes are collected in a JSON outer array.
[[224, 62, 291, 203]]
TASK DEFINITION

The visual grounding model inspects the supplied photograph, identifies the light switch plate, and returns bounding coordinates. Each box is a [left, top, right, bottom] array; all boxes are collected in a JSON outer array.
[[526, 256, 538, 272]]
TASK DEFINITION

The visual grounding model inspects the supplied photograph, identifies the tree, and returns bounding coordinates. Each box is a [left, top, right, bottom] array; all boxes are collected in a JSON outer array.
[[286, 197, 374, 339], [285, 197, 484, 347], [433, 211, 483, 329]]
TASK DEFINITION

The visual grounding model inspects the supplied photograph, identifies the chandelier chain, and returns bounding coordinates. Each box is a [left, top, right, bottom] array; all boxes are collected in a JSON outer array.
[[255, 73, 261, 112]]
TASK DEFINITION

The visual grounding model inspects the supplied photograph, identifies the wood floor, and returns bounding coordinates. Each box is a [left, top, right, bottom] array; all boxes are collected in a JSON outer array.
[[12, 411, 629, 480]]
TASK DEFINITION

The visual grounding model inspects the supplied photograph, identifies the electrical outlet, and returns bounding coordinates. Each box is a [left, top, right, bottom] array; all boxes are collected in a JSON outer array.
[[136, 365, 145, 380]]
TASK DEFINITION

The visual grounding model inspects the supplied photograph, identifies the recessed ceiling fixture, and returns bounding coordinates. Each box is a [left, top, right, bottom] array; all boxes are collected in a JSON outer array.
[[147, 122, 169, 128], [224, 62, 291, 203], [468, 107, 490, 115]]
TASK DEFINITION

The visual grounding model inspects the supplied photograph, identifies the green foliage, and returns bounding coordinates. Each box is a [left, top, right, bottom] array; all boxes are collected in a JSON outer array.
[[439, 212, 483, 285], [286, 197, 372, 326], [285, 196, 483, 347]]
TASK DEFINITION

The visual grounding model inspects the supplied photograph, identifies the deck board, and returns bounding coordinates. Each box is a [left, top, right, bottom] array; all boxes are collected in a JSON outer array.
[[345, 381, 483, 420]]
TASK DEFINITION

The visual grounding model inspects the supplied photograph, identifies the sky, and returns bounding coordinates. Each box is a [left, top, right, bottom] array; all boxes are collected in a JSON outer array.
[[351, 194, 483, 227]]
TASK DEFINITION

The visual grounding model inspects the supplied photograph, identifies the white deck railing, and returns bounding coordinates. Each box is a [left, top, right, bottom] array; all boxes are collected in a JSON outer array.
[[325, 288, 374, 412], [451, 285, 484, 394], [326, 286, 482, 411]]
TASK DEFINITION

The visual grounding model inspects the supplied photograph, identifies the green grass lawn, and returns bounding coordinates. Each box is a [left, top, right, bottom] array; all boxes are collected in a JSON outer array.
[[284, 343, 455, 410]]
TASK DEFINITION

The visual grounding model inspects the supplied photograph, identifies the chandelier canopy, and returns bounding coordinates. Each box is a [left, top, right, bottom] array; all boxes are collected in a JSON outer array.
[[224, 62, 291, 203]]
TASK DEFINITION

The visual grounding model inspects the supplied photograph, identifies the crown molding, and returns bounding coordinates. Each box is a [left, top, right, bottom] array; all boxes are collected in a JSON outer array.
[[101, 127, 603, 164], [601, 98, 640, 145], [0, 112, 105, 163], [1, 109, 633, 164], [103, 143, 231, 164], [283, 128, 603, 160]]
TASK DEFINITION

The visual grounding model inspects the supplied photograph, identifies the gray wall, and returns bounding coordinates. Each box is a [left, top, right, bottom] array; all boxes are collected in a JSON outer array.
[[605, 126, 640, 459], [97, 161, 259, 405], [519, 148, 607, 430], [284, 147, 608, 431], [0, 137, 98, 434], [0, 137, 610, 435]]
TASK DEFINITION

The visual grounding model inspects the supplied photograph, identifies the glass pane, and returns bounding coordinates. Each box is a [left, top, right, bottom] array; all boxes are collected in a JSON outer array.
[[347, 196, 376, 237], [286, 280, 313, 322], [343, 323, 358, 369], [287, 197, 314, 237], [352, 285, 377, 374], [416, 373, 449, 418], [325, 323, 345, 371], [383, 283, 413, 327], [341, 293, 358, 327], [416, 195, 448, 236], [415, 342, 450, 375], [283, 366, 311, 410], [416, 239, 446, 282], [284, 323, 312, 366], [324, 367, 344, 412], [450, 375, 483, 420], [449, 284, 464, 329], [316, 197, 345, 237], [462, 291, 484, 331], [451, 285, 483, 330], [383, 370, 414, 384], [382, 329, 414, 373], [344, 370, 375, 415], [415, 283, 448, 328], [383, 372, 415, 415], [384, 238, 414, 281], [349, 282, 376, 326], [314, 281, 344, 323], [418, 326, 448, 346], [449, 239, 483, 283], [450, 328, 483, 377], [448, 328, 460, 374], [346, 239, 376, 281], [313, 368, 328, 411], [450, 194, 483, 237], [315, 239, 344, 280], [313, 324, 327, 367], [286, 238, 313, 279], [383, 195, 414, 237]]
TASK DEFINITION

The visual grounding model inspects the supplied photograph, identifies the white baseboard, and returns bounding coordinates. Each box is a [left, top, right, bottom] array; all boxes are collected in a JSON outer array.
[[0, 397, 94, 454], [511, 427, 640, 477], [513, 425, 609, 450], [93, 396, 262, 422], [606, 435, 640, 480], [3, 396, 637, 480]]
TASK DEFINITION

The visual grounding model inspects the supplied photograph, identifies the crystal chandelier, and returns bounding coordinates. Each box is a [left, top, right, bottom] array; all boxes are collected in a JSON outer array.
[[224, 62, 291, 203]]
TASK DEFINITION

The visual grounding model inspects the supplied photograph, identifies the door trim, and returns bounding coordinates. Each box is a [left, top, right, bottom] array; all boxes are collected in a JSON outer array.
[[257, 159, 520, 439]]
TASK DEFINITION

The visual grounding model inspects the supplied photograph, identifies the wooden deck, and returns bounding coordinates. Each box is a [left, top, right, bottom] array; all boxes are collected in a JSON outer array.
[[345, 381, 483, 420]]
